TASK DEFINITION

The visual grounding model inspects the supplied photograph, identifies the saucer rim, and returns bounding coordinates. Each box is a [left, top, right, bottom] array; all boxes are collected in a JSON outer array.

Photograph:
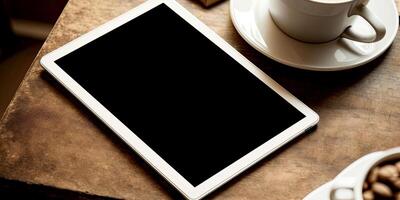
[[230, 0, 399, 71]]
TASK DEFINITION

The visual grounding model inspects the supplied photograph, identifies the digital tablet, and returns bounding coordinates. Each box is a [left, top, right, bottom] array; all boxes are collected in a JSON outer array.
[[40, 0, 319, 199]]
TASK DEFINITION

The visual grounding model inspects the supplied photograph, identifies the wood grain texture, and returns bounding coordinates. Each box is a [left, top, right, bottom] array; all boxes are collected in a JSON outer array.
[[0, 0, 399, 199]]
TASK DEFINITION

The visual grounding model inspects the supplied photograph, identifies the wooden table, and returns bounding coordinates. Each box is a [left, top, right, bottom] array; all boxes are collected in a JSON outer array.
[[1, 0, 399, 199]]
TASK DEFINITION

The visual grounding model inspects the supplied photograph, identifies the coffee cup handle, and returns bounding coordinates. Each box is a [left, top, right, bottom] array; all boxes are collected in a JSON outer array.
[[329, 177, 357, 200], [342, 4, 386, 43]]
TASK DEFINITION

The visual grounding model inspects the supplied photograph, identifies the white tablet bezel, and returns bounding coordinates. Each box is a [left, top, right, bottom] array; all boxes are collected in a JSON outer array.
[[40, 0, 319, 199]]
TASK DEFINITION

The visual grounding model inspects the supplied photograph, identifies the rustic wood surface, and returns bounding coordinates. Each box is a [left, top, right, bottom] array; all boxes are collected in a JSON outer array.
[[0, 0, 399, 199]]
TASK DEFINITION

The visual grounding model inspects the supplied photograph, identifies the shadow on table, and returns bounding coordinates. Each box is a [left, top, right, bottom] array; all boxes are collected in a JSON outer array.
[[0, 177, 118, 200]]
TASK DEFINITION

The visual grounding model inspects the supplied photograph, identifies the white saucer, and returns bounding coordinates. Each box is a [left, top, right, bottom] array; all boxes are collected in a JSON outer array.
[[230, 0, 399, 71]]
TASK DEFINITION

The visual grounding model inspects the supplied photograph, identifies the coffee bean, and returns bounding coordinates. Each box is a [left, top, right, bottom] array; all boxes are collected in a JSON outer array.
[[364, 159, 400, 200], [378, 165, 399, 181], [396, 192, 400, 200], [396, 161, 400, 173], [368, 167, 379, 183], [372, 182, 392, 198], [363, 190, 374, 200], [363, 182, 369, 190], [394, 179, 400, 189]]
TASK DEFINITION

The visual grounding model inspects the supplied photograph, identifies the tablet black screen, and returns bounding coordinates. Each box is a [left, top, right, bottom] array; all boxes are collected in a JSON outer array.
[[55, 4, 305, 187]]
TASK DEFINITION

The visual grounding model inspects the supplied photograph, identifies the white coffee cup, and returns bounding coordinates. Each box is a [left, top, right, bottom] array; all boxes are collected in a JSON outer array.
[[269, 0, 386, 43], [329, 147, 400, 200]]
